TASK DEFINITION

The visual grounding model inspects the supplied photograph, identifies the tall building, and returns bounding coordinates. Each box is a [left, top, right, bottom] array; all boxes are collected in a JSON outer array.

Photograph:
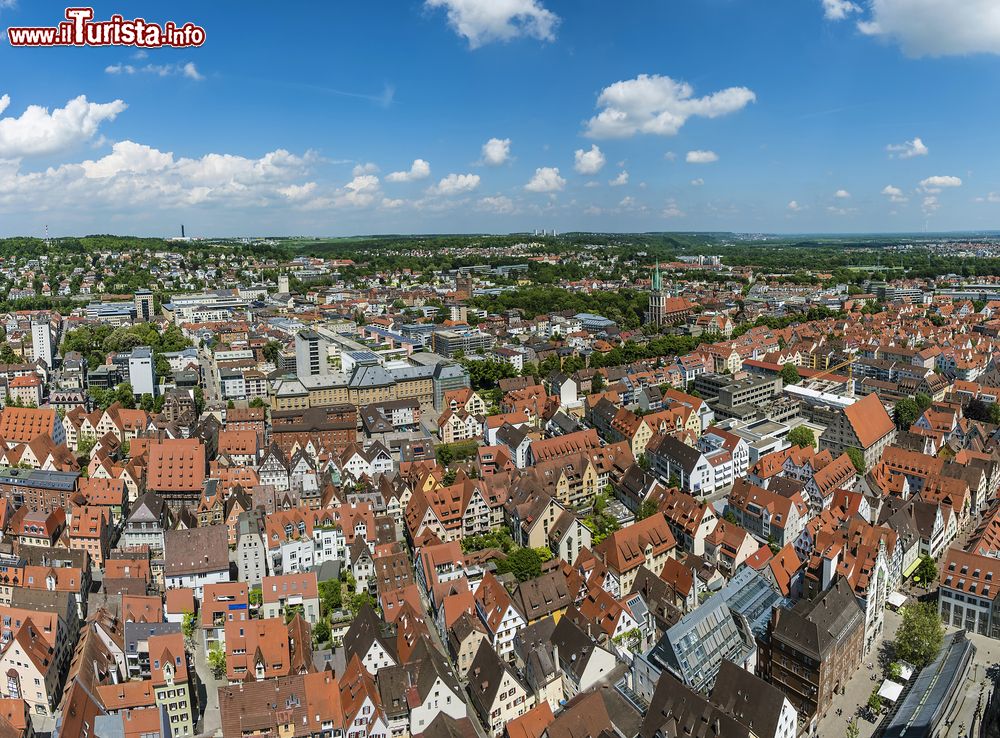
[[277, 274, 290, 293], [455, 273, 473, 301], [128, 346, 157, 396], [134, 289, 154, 323], [31, 321, 53, 368], [647, 262, 667, 326], [295, 330, 325, 380]]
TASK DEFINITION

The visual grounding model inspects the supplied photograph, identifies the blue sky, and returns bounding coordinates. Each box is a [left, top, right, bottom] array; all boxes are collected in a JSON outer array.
[[1, 0, 1000, 237]]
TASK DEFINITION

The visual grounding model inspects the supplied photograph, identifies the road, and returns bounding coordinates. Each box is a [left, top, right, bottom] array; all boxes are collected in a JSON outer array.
[[198, 346, 223, 409]]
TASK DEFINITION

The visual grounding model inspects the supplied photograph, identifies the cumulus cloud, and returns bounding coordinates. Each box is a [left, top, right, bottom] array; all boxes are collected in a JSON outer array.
[[0, 94, 126, 158], [476, 195, 515, 213], [585, 74, 755, 139], [664, 151, 677, 161], [574, 144, 605, 174], [787, 200, 804, 212], [105, 61, 204, 80], [428, 172, 480, 195], [920, 175, 962, 192], [352, 162, 380, 176], [887, 137, 928, 159], [425, 0, 559, 48], [881, 184, 909, 203], [686, 150, 718, 164], [827, 0, 1000, 57], [835, 189, 851, 199], [481, 137, 511, 166], [524, 166, 566, 192], [609, 170, 629, 187], [922, 195, 940, 214], [975, 192, 1000, 204], [386, 159, 431, 183], [821, 0, 861, 20], [336, 175, 381, 208], [0, 140, 318, 214], [662, 199, 685, 218]]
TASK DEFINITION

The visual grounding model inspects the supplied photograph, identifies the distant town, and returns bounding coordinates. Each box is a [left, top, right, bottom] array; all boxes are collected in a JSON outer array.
[[0, 231, 998, 738]]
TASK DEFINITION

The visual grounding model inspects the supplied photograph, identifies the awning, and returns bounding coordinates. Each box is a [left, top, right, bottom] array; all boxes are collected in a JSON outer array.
[[902, 557, 921, 577], [887, 591, 907, 609], [879, 680, 905, 703], [897, 662, 915, 681]]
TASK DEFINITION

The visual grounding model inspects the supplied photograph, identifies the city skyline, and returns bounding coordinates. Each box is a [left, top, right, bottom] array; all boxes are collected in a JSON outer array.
[[2, 0, 1000, 236]]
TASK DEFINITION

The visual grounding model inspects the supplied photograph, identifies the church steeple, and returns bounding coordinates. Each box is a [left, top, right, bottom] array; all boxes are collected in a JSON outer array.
[[652, 261, 662, 291]]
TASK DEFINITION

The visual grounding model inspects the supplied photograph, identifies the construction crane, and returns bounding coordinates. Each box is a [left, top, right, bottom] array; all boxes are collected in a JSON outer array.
[[804, 355, 855, 387]]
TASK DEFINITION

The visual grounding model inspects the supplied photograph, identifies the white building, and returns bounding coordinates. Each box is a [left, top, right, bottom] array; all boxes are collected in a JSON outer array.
[[128, 346, 157, 397], [31, 321, 53, 368]]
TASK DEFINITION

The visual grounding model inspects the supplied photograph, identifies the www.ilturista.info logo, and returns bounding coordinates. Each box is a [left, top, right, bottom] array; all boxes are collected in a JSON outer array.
[[8, 7, 206, 48]]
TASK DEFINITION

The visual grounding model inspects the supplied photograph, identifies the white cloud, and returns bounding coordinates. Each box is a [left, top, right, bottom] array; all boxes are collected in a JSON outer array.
[[835, 0, 1000, 57], [887, 137, 928, 159], [105, 62, 205, 80], [609, 170, 629, 187], [975, 192, 1000, 204], [787, 200, 804, 212], [662, 199, 685, 218], [881, 184, 909, 203], [585, 74, 755, 139], [524, 166, 565, 192], [922, 195, 940, 214], [690, 178, 704, 187], [476, 195, 515, 213], [336, 175, 381, 208], [583, 180, 600, 188], [0, 94, 126, 158], [821, 0, 861, 19], [352, 162, 380, 177], [279, 182, 318, 201], [381, 197, 406, 209], [920, 175, 962, 192], [80, 140, 172, 179], [574, 144, 605, 174], [686, 150, 718, 164], [182, 62, 204, 81], [664, 151, 677, 161], [827, 205, 856, 216], [835, 189, 851, 199], [429, 172, 480, 195], [386, 159, 431, 182], [425, 0, 559, 48], [481, 137, 511, 166]]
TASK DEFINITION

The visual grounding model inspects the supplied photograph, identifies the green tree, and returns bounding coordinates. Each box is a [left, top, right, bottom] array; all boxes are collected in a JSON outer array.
[[193, 386, 205, 415], [495, 547, 544, 582], [636, 498, 659, 521], [207, 643, 227, 680], [780, 363, 801, 386], [313, 619, 332, 647], [914, 392, 933, 413], [140, 393, 155, 412], [788, 426, 815, 448], [894, 398, 920, 430], [913, 554, 938, 588], [990, 402, 1000, 426], [867, 692, 883, 713], [181, 611, 197, 644], [114, 383, 136, 409], [846, 720, 859, 738], [894, 602, 944, 668], [249, 586, 262, 608], [318, 579, 343, 614], [846, 447, 867, 474], [347, 591, 375, 616], [249, 396, 266, 409], [591, 372, 605, 393]]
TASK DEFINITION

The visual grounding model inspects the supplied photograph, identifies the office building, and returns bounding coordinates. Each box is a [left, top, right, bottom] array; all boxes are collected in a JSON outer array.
[[128, 346, 157, 397], [134, 289, 154, 323], [32, 321, 53, 368], [295, 330, 325, 380]]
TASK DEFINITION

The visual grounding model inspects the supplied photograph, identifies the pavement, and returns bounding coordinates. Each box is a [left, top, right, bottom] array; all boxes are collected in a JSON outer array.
[[192, 635, 224, 738], [812, 609, 903, 738]]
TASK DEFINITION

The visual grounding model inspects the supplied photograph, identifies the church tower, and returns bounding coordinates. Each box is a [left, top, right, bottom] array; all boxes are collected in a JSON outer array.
[[647, 262, 667, 325]]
